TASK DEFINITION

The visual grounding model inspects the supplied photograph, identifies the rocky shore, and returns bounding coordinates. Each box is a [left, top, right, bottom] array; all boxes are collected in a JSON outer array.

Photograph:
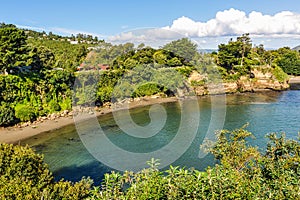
[[189, 66, 290, 96]]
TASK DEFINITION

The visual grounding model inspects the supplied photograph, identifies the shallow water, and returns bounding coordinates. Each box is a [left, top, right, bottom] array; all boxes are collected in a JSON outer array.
[[22, 90, 300, 184]]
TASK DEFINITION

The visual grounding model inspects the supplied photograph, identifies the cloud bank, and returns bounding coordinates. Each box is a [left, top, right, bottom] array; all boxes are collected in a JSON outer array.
[[109, 8, 300, 48], [164, 8, 300, 37]]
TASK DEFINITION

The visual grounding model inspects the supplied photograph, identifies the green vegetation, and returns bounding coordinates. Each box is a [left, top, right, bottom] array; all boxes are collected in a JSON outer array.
[[0, 143, 93, 199], [132, 82, 164, 98], [163, 37, 198, 62], [215, 34, 300, 76], [276, 47, 300, 75], [1, 127, 300, 199], [0, 22, 297, 127], [0, 71, 74, 126], [0, 25, 29, 74]]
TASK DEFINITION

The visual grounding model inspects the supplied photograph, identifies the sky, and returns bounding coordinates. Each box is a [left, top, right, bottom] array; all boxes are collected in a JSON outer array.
[[1, 0, 300, 49]]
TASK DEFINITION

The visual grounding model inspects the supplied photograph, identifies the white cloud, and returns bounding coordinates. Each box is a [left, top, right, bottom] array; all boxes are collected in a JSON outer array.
[[165, 8, 300, 37], [108, 9, 300, 49], [108, 28, 186, 47], [18, 8, 300, 49], [108, 32, 146, 42]]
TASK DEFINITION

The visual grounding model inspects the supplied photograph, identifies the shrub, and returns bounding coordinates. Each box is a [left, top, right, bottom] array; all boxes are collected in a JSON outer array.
[[48, 99, 61, 112], [0, 143, 53, 199], [0, 143, 92, 199], [0, 103, 15, 126], [132, 82, 163, 97], [175, 66, 193, 77], [14, 103, 36, 122], [59, 97, 72, 111], [272, 65, 288, 83]]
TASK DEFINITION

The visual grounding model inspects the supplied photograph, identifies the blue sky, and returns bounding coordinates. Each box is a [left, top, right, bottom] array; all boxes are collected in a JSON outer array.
[[1, 0, 300, 49]]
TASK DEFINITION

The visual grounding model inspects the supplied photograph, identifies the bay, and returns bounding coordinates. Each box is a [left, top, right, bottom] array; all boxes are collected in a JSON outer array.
[[22, 90, 300, 184]]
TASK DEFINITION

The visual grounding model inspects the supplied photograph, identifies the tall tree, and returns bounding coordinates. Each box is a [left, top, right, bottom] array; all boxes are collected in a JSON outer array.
[[0, 27, 29, 73], [217, 34, 252, 72], [237, 33, 252, 67], [163, 38, 198, 62]]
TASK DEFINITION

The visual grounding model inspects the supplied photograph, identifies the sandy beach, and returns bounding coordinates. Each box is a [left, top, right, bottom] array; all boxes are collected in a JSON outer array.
[[0, 97, 178, 144]]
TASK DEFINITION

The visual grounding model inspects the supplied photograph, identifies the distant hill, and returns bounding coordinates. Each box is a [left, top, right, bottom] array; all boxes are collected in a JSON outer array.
[[292, 45, 300, 52], [198, 49, 217, 53]]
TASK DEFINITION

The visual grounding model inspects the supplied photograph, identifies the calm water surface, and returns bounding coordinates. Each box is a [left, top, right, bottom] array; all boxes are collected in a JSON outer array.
[[22, 90, 300, 184]]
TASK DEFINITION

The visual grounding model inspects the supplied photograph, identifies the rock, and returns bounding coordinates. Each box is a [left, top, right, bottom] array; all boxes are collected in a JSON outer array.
[[223, 82, 238, 93], [50, 113, 57, 120], [21, 122, 29, 128], [89, 111, 94, 115]]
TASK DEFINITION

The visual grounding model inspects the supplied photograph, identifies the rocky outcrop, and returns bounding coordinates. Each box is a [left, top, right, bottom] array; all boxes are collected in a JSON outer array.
[[189, 66, 289, 96]]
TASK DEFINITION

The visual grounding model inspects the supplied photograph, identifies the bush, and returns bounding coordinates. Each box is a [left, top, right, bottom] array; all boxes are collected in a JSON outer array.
[[272, 65, 288, 83], [132, 82, 163, 97], [59, 97, 72, 111], [175, 66, 193, 77], [0, 143, 92, 199], [0, 103, 15, 126], [14, 103, 36, 122], [48, 99, 61, 112], [0, 143, 53, 199]]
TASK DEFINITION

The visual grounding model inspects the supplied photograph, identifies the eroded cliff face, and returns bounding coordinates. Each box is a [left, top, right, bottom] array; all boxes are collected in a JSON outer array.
[[188, 66, 290, 96]]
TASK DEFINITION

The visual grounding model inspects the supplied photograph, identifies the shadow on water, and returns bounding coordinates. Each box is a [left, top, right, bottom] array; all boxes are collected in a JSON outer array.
[[53, 153, 216, 184], [52, 160, 113, 184], [290, 82, 300, 90]]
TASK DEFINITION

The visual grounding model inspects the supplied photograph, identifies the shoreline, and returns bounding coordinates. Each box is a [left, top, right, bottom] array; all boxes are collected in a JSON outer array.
[[0, 96, 178, 144], [0, 85, 294, 145]]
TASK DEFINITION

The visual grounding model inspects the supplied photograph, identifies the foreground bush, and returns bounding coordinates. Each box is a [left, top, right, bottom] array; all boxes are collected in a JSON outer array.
[[0, 143, 92, 199], [1, 127, 300, 199]]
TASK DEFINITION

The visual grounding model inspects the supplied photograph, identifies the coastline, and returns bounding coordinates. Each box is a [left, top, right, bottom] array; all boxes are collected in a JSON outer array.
[[0, 96, 178, 144], [0, 76, 296, 145]]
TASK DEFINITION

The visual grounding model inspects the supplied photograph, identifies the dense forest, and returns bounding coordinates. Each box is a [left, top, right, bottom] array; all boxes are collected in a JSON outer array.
[[0, 23, 300, 128]]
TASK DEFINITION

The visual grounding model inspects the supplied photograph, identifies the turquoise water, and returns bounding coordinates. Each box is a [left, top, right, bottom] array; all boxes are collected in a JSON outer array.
[[22, 90, 300, 184]]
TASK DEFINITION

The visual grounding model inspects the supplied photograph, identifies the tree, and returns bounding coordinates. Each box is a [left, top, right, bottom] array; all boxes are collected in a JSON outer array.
[[0, 143, 92, 199], [34, 46, 56, 69], [275, 47, 300, 75], [0, 27, 29, 73], [237, 33, 252, 67], [217, 34, 252, 73], [163, 38, 198, 62]]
